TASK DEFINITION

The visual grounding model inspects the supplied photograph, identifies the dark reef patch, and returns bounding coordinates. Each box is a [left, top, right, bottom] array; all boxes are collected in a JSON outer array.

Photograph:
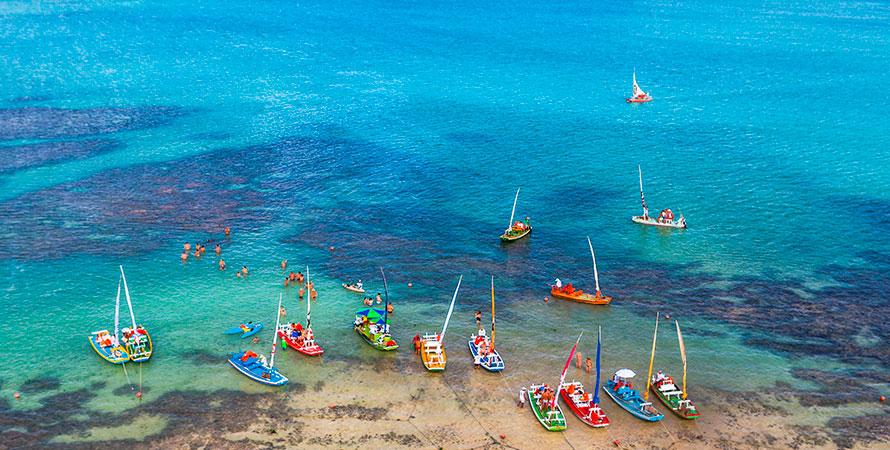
[[826, 413, 890, 449], [0, 139, 119, 173], [18, 377, 61, 394], [0, 106, 186, 141]]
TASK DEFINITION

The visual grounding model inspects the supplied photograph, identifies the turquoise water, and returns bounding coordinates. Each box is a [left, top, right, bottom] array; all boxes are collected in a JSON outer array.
[[0, 0, 888, 440]]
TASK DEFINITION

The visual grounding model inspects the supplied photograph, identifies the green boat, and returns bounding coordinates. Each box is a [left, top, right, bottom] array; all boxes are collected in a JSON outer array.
[[354, 308, 398, 351], [527, 385, 567, 431], [650, 320, 700, 419], [499, 188, 532, 242]]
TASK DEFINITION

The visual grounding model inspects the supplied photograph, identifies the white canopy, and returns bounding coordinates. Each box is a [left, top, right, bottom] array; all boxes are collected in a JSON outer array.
[[615, 368, 636, 378]]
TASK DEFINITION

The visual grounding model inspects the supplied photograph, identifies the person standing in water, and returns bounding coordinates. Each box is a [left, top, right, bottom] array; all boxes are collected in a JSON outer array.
[[375, 293, 382, 304], [218, 259, 226, 271], [224, 226, 231, 236], [215, 243, 221, 255], [181, 251, 188, 262], [281, 259, 287, 270]]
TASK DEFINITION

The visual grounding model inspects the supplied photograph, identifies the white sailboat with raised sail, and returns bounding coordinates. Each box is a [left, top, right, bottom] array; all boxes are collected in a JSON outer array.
[[420, 275, 462, 371], [119, 266, 152, 362], [631, 165, 687, 229], [500, 188, 531, 241], [626, 71, 653, 103], [88, 275, 130, 364]]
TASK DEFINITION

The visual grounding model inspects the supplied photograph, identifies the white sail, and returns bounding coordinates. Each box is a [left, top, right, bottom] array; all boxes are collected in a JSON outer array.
[[271, 294, 283, 368], [119, 265, 137, 329], [587, 236, 600, 293], [440, 275, 463, 339], [114, 277, 122, 341], [507, 188, 520, 231], [638, 165, 649, 218], [632, 71, 647, 98], [306, 266, 311, 328]]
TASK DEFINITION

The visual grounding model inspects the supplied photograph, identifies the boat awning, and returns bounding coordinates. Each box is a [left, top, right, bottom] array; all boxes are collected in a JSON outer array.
[[615, 368, 636, 378]]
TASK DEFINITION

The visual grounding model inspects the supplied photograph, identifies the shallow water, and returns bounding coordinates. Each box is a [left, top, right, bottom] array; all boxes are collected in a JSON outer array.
[[0, 0, 888, 446]]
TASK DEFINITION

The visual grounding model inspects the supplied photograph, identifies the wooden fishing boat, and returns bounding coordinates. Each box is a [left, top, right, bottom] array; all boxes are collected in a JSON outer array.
[[550, 237, 613, 305], [632, 165, 686, 229], [527, 384, 567, 431], [500, 188, 532, 241], [224, 322, 263, 338], [625, 71, 653, 103], [228, 295, 288, 386], [650, 321, 700, 419], [88, 276, 130, 364], [524, 333, 581, 431], [279, 266, 325, 356], [118, 266, 153, 362], [342, 283, 365, 294], [467, 276, 504, 372], [354, 268, 398, 351], [602, 369, 664, 422], [420, 276, 462, 371], [558, 326, 609, 427]]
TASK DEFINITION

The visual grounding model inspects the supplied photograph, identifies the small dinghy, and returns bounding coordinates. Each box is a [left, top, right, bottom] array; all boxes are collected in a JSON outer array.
[[499, 188, 532, 242], [419, 276, 462, 372], [279, 267, 325, 356], [342, 282, 365, 294], [625, 71, 653, 103], [224, 322, 263, 339], [468, 276, 504, 372], [228, 295, 288, 386], [650, 320, 700, 419], [632, 166, 686, 229], [558, 327, 609, 428]]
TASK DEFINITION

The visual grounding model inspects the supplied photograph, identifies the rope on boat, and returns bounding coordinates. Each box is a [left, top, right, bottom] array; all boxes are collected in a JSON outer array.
[[121, 363, 134, 390], [659, 419, 677, 443], [139, 362, 143, 392]]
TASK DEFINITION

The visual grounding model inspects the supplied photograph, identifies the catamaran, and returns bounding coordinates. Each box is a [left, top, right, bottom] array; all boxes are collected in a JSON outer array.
[[550, 237, 613, 305], [559, 326, 609, 427], [651, 320, 700, 419], [602, 313, 664, 422], [626, 71, 652, 103], [525, 333, 580, 431], [631, 165, 686, 229], [468, 276, 505, 372], [89, 274, 130, 364], [500, 188, 531, 241], [279, 266, 324, 356], [354, 268, 398, 351], [420, 275, 462, 371], [228, 295, 289, 386]]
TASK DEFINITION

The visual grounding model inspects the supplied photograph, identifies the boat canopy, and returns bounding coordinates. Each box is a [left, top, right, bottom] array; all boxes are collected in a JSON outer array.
[[615, 368, 636, 378], [355, 308, 389, 325]]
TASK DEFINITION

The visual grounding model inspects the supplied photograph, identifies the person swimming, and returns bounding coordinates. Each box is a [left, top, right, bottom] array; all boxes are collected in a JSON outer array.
[[215, 243, 221, 255], [224, 226, 230, 236], [375, 293, 382, 304], [241, 266, 248, 276], [386, 303, 394, 314], [181, 252, 188, 262], [219, 259, 226, 270], [281, 259, 287, 270]]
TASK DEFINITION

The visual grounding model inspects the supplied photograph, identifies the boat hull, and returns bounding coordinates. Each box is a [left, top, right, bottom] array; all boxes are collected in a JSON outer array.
[[631, 216, 686, 229], [228, 353, 288, 386], [420, 337, 446, 371], [127, 331, 153, 362], [602, 382, 664, 422], [354, 325, 399, 351], [651, 378, 700, 420], [550, 287, 612, 305], [342, 284, 365, 294], [500, 227, 531, 242], [278, 330, 324, 356], [88, 335, 130, 364], [559, 384, 609, 428], [527, 387, 566, 431], [468, 340, 504, 372], [626, 97, 652, 103]]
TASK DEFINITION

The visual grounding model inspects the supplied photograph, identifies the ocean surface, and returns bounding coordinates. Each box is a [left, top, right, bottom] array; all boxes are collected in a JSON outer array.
[[0, 0, 888, 446]]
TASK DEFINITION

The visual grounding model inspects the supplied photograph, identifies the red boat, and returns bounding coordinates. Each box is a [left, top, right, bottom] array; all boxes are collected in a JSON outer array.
[[278, 324, 324, 356], [625, 71, 652, 103], [559, 381, 609, 427]]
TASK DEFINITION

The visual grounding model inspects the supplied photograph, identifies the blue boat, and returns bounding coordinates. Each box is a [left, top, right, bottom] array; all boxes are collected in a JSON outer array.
[[224, 322, 263, 338], [467, 276, 505, 372], [602, 369, 664, 422], [227, 351, 288, 386]]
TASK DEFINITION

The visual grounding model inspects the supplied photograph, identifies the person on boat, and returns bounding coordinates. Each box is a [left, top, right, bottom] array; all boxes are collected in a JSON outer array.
[[386, 303, 394, 314], [215, 243, 221, 255], [566, 383, 576, 395], [240, 350, 257, 362], [554, 278, 562, 289], [580, 391, 590, 404], [524, 216, 530, 228], [240, 323, 251, 333], [259, 354, 268, 367], [375, 293, 382, 304], [565, 283, 575, 294], [356, 279, 363, 290], [655, 370, 665, 383]]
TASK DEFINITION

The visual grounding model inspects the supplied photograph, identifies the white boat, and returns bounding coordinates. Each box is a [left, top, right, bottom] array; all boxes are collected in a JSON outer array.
[[631, 165, 686, 229], [468, 276, 505, 372]]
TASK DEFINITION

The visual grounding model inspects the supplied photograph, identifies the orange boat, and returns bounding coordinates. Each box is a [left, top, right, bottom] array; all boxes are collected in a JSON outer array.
[[550, 237, 613, 306]]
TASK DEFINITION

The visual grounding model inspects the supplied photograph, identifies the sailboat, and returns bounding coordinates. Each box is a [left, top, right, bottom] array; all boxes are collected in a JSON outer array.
[[500, 188, 532, 241], [602, 313, 664, 422], [419, 275, 462, 371], [119, 266, 152, 362], [650, 320, 700, 419], [88, 275, 130, 364], [525, 333, 580, 431], [625, 71, 653, 103], [279, 266, 324, 356], [550, 237, 613, 305], [228, 295, 289, 386], [354, 268, 398, 351], [559, 326, 609, 427], [468, 276, 505, 372], [631, 165, 687, 229]]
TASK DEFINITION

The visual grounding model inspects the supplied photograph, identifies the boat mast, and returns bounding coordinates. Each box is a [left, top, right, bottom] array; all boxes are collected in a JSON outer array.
[[490, 275, 496, 350], [270, 294, 282, 368], [557, 332, 583, 408], [114, 277, 122, 341], [676, 320, 687, 400], [380, 267, 390, 333], [587, 236, 601, 295], [305, 266, 311, 329], [507, 188, 520, 231], [593, 326, 602, 405], [119, 265, 137, 329], [440, 275, 462, 339], [638, 165, 649, 218], [644, 312, 660, 401]]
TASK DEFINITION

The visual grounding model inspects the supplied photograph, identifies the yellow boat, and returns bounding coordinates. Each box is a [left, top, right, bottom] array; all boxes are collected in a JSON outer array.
[[418, 275, 462, 372]]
